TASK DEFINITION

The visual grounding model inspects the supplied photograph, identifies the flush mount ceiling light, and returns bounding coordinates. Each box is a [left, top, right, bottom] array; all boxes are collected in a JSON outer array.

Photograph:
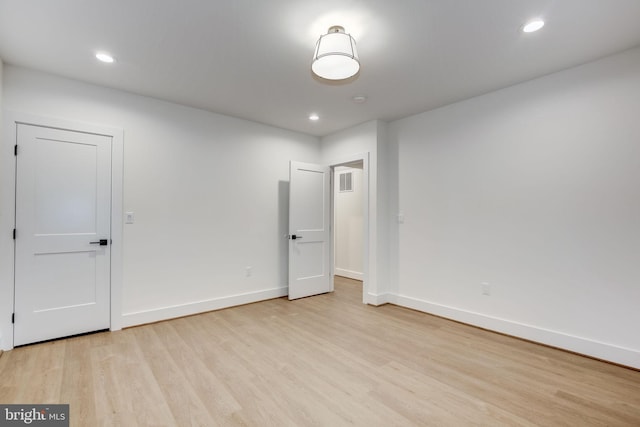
[[311, 26, 360, 81], [522, 19, 545, 33], [95, 52, 115, 63], [309, 113, 320, 121]]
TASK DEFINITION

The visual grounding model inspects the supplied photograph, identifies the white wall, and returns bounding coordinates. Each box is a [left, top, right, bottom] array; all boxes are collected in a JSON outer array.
[[321, 120, 391, 304], [388, 47, 640, 368], [334, 166, 363, 280], [0, 66, 320, 343]]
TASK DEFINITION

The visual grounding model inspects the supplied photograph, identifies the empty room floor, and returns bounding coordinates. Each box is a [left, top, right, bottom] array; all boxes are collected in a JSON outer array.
[[1, 276, 639, 426]]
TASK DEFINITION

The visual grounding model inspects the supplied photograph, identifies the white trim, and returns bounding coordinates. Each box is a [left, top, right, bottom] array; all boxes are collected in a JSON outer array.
[[121, 287, 288, 327], [335, 268, 363, 281], [390, 293, 640, 370], [0, 111, 124, 349], [0, 116, 17, 350], [109, 127, 124, 331], [367, 292, 391, 306]]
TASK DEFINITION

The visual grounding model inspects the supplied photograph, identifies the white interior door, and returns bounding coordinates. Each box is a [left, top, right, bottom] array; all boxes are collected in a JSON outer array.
[[288, 161, 332, 300], [14, 124, 112, 346]]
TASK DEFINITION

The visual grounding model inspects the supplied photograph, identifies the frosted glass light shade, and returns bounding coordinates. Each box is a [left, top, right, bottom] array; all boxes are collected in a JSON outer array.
[[311, 26, 360, 80], [523, 19, 545, 33]]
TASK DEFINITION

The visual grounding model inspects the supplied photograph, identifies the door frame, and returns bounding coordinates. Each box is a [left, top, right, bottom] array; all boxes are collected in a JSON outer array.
[[0, 111, 124, 350], [329, 153, 369, 304]]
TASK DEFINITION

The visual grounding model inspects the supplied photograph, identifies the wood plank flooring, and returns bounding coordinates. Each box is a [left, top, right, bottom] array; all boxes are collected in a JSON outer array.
[[1, 276, 639, 426]]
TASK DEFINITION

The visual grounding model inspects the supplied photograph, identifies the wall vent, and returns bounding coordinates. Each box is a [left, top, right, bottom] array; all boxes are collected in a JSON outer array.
[[339, 172, 353, 192]]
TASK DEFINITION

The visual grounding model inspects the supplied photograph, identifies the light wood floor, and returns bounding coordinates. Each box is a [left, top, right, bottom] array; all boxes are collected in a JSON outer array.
[[1, 277, 639, 426]]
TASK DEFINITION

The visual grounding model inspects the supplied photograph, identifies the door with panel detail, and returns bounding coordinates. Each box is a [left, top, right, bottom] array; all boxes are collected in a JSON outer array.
[[14, 124, 112, 346], [288, 161, 332, 300]]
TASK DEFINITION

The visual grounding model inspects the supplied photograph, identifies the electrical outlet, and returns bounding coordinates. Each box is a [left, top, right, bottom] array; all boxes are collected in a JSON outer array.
[[481, 282, 491, 296], [246, 266, 252, 277]]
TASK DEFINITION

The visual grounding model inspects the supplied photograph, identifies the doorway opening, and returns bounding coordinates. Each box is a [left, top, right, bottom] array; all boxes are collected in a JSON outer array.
[[330, 158, 367, 304], [287, 155, 370, 303]]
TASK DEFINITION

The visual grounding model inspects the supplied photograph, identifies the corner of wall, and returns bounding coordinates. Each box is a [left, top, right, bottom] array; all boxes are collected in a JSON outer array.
[[374, 121, 391, 297], [385, 122, 400, 296]]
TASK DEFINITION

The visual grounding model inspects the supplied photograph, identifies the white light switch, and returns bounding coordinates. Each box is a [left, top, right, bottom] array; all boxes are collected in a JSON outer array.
[[397, 213, 405, 224], [125, 212, 135, 224]]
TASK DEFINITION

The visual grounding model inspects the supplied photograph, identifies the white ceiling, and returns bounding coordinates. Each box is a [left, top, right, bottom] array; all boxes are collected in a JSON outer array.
[[1, 0, 640, 137]]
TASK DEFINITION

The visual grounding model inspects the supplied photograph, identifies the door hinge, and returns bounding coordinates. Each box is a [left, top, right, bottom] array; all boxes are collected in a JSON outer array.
[[14, 145, 18, 156], [12, 313, 15, 324], [13, 229, 16, 240]]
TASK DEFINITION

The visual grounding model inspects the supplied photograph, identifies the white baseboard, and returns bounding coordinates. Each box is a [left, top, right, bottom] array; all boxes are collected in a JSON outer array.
[[335, 268, 363, 281], [121, 286, 288, 328], [367, 292, 391, 306], [390, 294, 640, 370]]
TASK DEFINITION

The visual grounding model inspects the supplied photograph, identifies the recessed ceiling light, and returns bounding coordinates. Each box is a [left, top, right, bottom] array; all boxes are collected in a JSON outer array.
[[522, 19, 545, 33], [352, 95, 368, 104], [95, 52, 115, 63], [309, 113, 320, 121]]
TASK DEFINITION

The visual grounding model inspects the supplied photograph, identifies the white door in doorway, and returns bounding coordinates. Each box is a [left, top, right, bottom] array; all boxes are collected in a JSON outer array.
[[14, 124, 112, 346], [288, 161, 332, 299]]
